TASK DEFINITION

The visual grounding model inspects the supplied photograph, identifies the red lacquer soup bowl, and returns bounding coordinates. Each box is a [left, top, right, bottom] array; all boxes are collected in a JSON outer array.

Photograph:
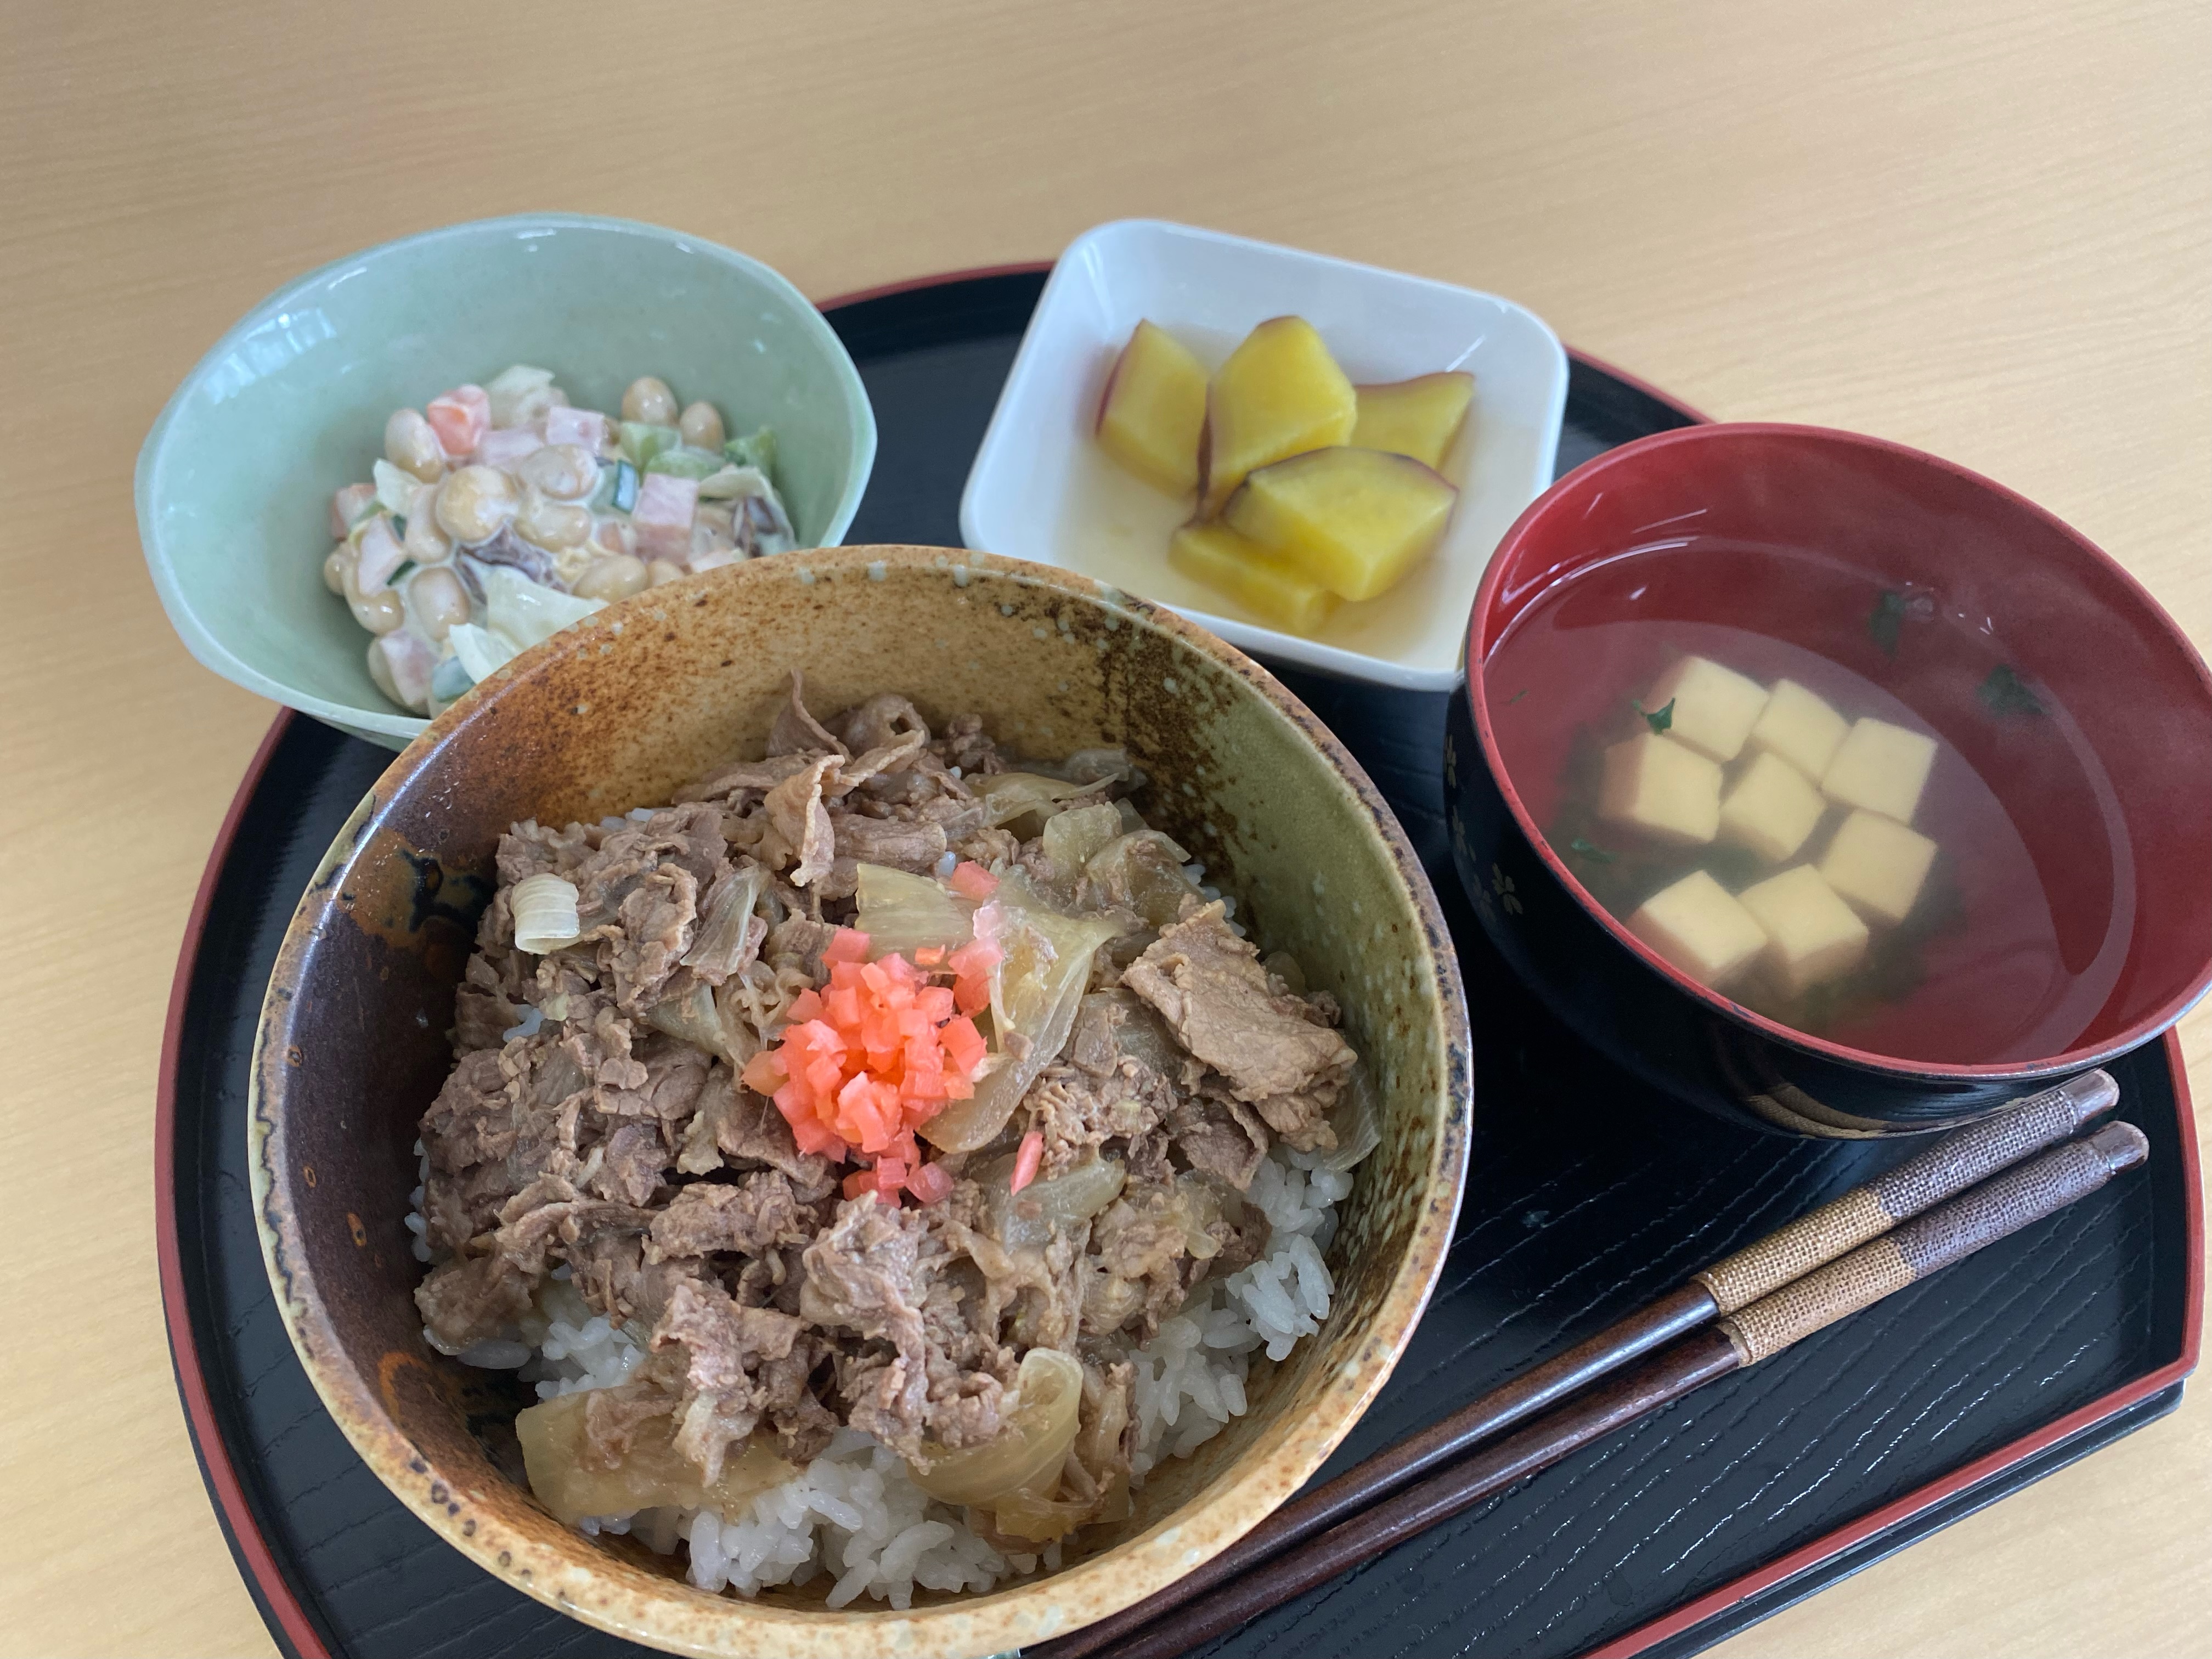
[[1446, 422, 2212, 1137]]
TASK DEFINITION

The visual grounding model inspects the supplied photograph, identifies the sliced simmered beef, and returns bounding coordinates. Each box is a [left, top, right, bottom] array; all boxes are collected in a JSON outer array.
[[1083, 1178, 1191, 1340], [415, 1249, 535, 1351], [835, 692, 929, 755], [604, 864, 698, 1012], [491, 1175, 655, 1277], [654, 1277, 806, 1392], [1123, 902, 1353, 1150], [649, 1278, 815, 1481], [650, 1171, 820, 1258], [1164, 1087, 1269, 1190], [569, 1231, 710, 1333], [767, 669, 849, 758], [830, 810, 948, 873], [597, 1035, 710, 1123], [496, 818, 595, 890], [1026, 1064, 1169, 1182], [765, 912, 839, 979], [454, 951, 524, 1053], [761, 754, 841, 888], [571, 802, 728, 929], [800, 1198, 1013, 1459], [421, 1048, 516, 1171], [680, 751, 820, 805], [930, 713, 1003, 777], [578, 1372, 679, 1469], [675, 1066, 836, 1193], [590, 1120, 670, 1206]]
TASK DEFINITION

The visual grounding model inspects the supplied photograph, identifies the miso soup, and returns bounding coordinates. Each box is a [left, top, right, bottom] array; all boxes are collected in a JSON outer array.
[[1483, 538, 2132, 1065]]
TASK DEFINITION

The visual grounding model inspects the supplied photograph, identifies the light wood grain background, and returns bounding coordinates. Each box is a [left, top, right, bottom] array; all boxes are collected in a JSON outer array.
[[0, 1, 2203, 1654]]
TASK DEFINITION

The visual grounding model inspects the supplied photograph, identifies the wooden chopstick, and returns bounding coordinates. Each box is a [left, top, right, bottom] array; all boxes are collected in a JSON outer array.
[[1052, 1120, 2148, 1659], [1034, 1068, 2118, 1659]]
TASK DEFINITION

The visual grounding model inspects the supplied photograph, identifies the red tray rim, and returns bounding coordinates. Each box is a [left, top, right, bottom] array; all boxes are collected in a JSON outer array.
[[155, 264, 2199, 1659]]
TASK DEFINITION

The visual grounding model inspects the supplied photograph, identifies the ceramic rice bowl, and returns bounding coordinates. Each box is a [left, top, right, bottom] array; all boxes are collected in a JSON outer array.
[[252, 545, 1472, 1658]]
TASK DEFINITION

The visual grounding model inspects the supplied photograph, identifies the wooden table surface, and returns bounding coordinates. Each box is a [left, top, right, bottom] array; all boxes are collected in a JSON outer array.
[[1, 1, 2203, 1654]]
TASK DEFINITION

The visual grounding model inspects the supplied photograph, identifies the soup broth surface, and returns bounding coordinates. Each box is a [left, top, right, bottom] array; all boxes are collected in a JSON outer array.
[[1483, 538, 2131, 1065]]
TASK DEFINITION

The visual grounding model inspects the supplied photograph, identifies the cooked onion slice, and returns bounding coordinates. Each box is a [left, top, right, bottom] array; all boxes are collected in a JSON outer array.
[[515, 1391, 793, 1526], [905, 1347, 1083, 1506]]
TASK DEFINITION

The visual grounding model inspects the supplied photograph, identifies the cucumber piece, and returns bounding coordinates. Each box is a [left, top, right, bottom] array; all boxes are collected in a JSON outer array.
[[618, 421, 680, 470], [643, 445, 724, 481], [723, 427, 777, 483], [430, 654, 475, 703]]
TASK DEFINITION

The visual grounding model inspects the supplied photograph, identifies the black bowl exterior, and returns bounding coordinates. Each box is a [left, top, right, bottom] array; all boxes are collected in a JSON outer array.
[[1444, 693, 2062, 1138]]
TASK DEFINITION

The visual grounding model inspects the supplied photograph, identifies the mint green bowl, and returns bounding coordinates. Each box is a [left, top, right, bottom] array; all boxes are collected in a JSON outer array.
[[137, 215, 877, 749]]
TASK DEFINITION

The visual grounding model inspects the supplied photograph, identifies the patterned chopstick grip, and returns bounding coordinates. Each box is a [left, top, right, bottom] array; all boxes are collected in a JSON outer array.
[[1691, 1069, 2118, 1314], [1716, 1121, 2148, 1365]]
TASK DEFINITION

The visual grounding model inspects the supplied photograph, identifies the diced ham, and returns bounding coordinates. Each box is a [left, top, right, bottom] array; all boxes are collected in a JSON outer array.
[[545, 405, 610, 452], [354, 514, 407, 594], [475, 425, 545, 471], [372, 629, 438, 709], [330, 482, 376, 538], [631, 472, 699, 558], [426, 385, 489, 459]]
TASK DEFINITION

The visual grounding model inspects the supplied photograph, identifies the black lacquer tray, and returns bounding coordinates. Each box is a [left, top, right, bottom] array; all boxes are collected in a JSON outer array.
[[158, 266, 2200, 1659]]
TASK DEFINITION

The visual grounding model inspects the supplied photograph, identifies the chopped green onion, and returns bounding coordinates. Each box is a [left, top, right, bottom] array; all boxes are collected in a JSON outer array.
[[611, 460, 639, 514], [1977, 663, 2045, 718], [1506, 687, 1530, 704], [1634, 697, 1675, 734], [1869, 589, 1908, 656], [1567, 836, 1616, 863]]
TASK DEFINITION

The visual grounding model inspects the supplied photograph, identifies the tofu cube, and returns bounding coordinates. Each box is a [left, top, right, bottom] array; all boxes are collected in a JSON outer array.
[[1718, 750, 1828, 863], [1748, 679, 1849, 779], [1820, 809, 1938, 926], [1821, 718, 1939, 825], [1599, 734, 1723, 845], [1627, 870, 1769, 990], [1641, 656, 1770, 763], [1738, 865, 1871, 994]]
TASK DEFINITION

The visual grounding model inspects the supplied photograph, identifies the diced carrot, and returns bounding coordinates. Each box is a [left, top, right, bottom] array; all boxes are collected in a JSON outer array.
[[877, 1157, 906, 1190], [912, 945, 945, 967], [948, 861, 999, 900], [843, 1170, 877, 1201], [425, 386, 488, 459], [824, 927, 872, 964], [1011, 1130, 1045, 1194], [786, 989, 824, 1023]]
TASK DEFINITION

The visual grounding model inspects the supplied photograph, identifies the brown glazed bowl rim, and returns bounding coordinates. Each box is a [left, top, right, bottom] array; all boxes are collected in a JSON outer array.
[[251, 545, 1473, 1658]]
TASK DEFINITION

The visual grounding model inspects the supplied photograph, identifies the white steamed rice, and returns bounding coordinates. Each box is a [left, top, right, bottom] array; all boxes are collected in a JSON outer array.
[[425, 1132, 1356, 1606]]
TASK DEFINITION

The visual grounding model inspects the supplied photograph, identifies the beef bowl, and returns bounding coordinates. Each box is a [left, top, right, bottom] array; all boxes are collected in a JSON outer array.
[[1448, 422, 2212, 1137], [252, 545, 1471, 1658]]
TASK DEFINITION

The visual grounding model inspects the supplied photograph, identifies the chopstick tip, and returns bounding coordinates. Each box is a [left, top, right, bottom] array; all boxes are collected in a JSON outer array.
[[2061, 1068, 2121, 1124], [2085, 1119, 2148, 1172]]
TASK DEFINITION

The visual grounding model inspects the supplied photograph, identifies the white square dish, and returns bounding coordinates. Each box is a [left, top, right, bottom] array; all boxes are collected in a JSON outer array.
[[960, 219, 1568, 689]]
